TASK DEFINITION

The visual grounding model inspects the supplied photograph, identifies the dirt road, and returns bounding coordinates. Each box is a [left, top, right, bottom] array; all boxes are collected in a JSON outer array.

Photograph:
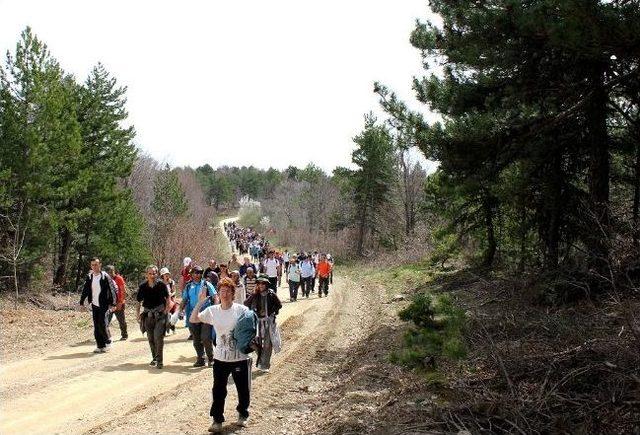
[[0, 218, 387, 434]]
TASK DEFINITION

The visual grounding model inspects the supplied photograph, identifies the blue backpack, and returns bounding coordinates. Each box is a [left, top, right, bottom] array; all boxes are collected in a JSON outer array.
[[232, 310, 259, 354]]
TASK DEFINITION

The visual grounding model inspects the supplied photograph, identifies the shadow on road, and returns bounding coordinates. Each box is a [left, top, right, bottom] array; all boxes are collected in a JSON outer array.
[[100, 362, 199, 374], [45, 351, 97, 360]]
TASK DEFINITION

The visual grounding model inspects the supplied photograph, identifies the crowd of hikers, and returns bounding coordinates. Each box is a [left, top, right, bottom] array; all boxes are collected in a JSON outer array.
[[78, 220, 334, 432]]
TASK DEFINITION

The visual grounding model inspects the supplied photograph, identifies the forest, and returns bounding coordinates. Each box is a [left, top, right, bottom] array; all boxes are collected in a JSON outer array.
[[2, 1, 640, 433]]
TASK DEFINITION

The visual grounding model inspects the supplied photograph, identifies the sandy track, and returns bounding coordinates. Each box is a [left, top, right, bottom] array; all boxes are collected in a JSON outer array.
[[1, 217, 379, 435]]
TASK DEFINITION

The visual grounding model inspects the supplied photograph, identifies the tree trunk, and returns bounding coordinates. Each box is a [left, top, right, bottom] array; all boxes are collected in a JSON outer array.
[[586, 63, 610, 277], [53, 227, 73, 287], [357, 206, 368, 256], [483, 193, 497, 267], [545, 150, 562, 269], [633, 142, 640, 247]]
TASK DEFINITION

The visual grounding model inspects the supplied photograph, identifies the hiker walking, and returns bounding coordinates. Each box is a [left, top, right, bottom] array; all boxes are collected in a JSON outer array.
[[160, 267, 179, 335], [239, 256, 255, 277], [136, 265, 171, 369], [80, 258, 118, 353], [181, 266, 218, 367], [299, 255, 315, 298], [228, 253, 242, 273], [282, 249, 290, 277], [243, 267, 257, 297], [105, 265, 128, 341], [316, 254, 332, 298], [230, 270, 246, 304], [180, 257, 194, 290], [263, 250, 280, 293], [245, 274, 282, 372], [191, 277, 255, 432], [287, 256, 301, 302]]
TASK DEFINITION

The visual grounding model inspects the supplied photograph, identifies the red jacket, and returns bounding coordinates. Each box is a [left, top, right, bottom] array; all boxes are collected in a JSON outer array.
[[113, 274, 126, 309]]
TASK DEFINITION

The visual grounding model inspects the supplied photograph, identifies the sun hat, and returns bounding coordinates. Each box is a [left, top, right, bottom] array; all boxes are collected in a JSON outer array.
[[183, 257, 192, 267], [159, 267, 170, 276]]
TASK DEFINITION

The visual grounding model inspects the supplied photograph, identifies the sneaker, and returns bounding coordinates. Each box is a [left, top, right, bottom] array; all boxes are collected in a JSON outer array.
[[208, 422, 222, 433], [93, 347, 104, 354], [193, 359, 205, 368], [149, 359, 157, 366], [207, 360, 214, 368], [237, 414, 248, 427], [120, 336, 128, 341], [102, 345, 110, 352], [156, 363, 163, 369], [105, 343, 112, 349]]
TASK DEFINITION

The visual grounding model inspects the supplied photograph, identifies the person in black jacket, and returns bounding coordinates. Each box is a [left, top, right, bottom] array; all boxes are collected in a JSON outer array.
[[244, 274, 282, 372], [80, 257, 118, 353]]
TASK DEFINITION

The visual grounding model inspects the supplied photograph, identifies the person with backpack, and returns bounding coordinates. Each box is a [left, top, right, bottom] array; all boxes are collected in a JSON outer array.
[[160, 267, 179, 335], [136, 265, 171, 369], [80, 258, 118, 353], [287, 255, 301, 302], [190, 277, 254, 433], [105, 265, 128, 341], [299, 255, 315, 299], [181, 266, 218, 367], [263, 250, 280, 293], [244, 274, 282, 372]]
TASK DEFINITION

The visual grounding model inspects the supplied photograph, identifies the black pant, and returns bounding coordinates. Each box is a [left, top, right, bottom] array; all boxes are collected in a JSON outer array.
[[301, 277, 313, 297], [211, 358, 252, 423], [145, 312, 167, 363], [318, 277, 329, 296], [268, 277, 278, 293], [189, 323, 213, 362], [113, 306, 128, 338], [288, 280, 300, 300], [91, 305, 110, 348]]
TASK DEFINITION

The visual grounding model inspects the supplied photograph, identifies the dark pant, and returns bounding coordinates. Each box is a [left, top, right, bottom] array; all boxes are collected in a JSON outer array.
[[145, 312, 167, 363], [318, 277, 329, 296], [288, 280, 300, 300], [91, 305, 110, 348], [189, 323, 213, 362], [311, 276, 316, 292], [113, 306, 128, 338], [301, 277, 313, 297], [211, 358, 252, 423], [268, 277, 278, 293]]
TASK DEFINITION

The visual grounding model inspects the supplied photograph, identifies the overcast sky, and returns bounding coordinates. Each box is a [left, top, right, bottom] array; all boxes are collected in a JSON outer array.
[[1, 0, 439, 173]]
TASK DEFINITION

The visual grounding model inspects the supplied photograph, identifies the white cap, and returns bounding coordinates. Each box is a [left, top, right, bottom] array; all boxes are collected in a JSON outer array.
[[183, 257, 192, 267], [160, 267, 170, 276]]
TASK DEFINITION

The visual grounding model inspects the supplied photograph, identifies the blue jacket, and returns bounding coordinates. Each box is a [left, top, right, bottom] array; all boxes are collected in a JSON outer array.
[[233, 309, 258, 354], [183, 280, 216, 327]]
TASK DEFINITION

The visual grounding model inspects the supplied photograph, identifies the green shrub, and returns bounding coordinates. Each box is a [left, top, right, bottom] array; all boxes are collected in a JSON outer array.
[[393, 293, 467, 371]]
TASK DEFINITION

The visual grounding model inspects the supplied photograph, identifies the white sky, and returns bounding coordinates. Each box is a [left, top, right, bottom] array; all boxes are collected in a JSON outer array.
[[0, 0, 440, 173]]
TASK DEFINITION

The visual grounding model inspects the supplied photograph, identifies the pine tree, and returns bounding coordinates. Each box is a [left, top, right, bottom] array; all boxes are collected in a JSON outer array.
[[351, 114, 396, 255]]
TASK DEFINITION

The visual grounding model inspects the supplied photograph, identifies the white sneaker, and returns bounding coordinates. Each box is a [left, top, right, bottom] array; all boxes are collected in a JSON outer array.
[[102, 346, 110, 353], [93, 347, 103, 353], [208, 422, 222, 433], [237, 414, 248, 427]]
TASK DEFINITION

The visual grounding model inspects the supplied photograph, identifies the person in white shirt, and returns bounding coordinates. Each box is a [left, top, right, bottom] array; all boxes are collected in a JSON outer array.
[[191, 277, 252, 433], [263, 250, 280, 293]]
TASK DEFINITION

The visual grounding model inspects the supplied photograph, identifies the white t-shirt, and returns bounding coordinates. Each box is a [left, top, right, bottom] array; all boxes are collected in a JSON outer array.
[[264, 258, 278, 277], [91, 273, 102, 307], [282, 252, 290, 262], [198, 303, 249, 362]]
